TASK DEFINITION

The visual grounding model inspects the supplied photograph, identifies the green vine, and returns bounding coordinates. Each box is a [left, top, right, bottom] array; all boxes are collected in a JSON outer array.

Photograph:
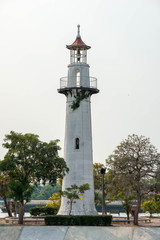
[[70, 90, 89, 111]]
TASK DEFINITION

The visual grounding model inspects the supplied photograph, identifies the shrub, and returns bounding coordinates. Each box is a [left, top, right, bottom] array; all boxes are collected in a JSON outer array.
[[45, 215, 112, 226], [141, 200, 155, 216], [46, 192, 61, 208], [30, 206, 58, 216], [141, 197, 160, 216]]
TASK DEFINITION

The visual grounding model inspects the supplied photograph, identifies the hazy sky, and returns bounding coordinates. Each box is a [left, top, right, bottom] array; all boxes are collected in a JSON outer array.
[[0, 0, 160, 164]]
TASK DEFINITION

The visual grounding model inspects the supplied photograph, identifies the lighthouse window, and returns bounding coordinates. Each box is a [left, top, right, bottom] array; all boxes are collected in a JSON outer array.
[[77, 49, 81, 62], [76, 71, 80, 87], [75, 138, 80, 149]]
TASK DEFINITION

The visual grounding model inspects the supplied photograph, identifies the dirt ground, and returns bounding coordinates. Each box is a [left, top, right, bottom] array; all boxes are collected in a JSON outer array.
[[0, 217, 160, 227], [0, 218, 45, 226], [112, 217, 160, 227]]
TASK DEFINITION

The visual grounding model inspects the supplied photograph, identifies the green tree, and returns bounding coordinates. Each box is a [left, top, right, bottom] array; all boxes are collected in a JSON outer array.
[[141, 194, 160, 216], [31, 184, 61, 200], [93, 163, 115, 214], [141, 199, 156, 216], [106, 134, 160, 225], [93, 163, 105, 209], [0, 131, 69, 224], [30, 185, 43, 200], [0, 171, 12, 217], [109, 174, 136, 221], [93, 163, 105, 191], [93, 163, 136, 219], [147, 170, 160, 196], [61, 183, 89, 215]]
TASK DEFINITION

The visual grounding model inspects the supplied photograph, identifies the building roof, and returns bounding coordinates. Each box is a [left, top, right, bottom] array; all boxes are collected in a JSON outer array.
[[66, 25, 91, 50]]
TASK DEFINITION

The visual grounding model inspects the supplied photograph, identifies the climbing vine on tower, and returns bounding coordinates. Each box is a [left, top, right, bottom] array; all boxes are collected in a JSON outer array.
[[70, 90, 89, 111]]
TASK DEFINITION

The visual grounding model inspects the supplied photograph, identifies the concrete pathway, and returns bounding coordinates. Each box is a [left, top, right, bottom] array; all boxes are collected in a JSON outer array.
[[0, 226, 160, 240]]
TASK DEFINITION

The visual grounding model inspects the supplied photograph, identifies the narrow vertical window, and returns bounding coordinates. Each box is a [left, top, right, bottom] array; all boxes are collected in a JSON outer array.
[[77, 49, 81, 62], [75, 138, 79, 149], [76, 70, 80, 87]]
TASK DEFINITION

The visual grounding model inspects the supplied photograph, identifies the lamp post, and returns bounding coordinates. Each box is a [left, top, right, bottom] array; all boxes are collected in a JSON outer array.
[[101, 168, 106, 215]]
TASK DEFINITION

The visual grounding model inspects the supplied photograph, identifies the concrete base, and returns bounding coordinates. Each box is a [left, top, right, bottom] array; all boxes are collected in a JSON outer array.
[[0, 226, 160, 240]]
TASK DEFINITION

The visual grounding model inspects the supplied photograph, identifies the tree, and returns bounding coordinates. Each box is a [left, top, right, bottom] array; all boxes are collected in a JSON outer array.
[[106, 134, 160, 225], [141, 194, 160, 216], [31, 184, 61, 200], [61, 183, 89, 215], [148, 170, 160, 196], [94, 163, 135, 219], [93, 163, 116, 214], [0, 131, 69, 224], [93, 163, 105, 191], [109, 174, 136, 221], [93, 163, 106, 210], [0, 171, 12, 217], [141, 199, 156, 216]]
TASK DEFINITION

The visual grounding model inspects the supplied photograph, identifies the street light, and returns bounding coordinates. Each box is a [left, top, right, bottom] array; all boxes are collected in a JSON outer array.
[[101, 167, 106, 215]]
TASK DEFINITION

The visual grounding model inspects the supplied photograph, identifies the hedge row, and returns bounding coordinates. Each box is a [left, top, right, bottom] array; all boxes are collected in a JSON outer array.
[[30, 206, 58, 216], [45, 215, 112, 226]]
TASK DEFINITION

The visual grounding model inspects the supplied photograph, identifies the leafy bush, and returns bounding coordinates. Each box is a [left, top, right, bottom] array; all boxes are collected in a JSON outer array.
[[45, 215, 112, 226], [30, 206, 58, 216], [46, 192, 61, 208], [141, 196, 160, 216], [141, 200, 155, 215]]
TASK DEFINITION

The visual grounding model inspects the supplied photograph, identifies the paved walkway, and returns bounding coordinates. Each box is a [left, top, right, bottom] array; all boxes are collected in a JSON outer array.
[[1, 212, 160, 240], [0, 226, 160, 240]]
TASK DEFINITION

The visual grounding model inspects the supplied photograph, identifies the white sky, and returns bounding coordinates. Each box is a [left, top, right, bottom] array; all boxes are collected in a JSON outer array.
[[0, 0, 160, 164]]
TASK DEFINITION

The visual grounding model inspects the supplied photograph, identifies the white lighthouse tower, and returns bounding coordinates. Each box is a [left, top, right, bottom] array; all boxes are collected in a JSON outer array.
[[58, 25, 99, 215]]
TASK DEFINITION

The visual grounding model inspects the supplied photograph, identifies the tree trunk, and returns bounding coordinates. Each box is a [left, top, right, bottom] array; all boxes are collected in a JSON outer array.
[[124, 198, 130, 222], [69, 200, 73, 215], [18, 200, 24, 224], [3, 196, 12, 217], [126, 209, 130, 223], [134, 192, 141, 225], [104, 204, 107, 215]]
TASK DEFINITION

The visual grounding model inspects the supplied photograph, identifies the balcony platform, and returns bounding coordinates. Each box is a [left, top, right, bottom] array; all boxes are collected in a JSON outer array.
[[58, 86, 99, 96], [58, 76, 99, 96]]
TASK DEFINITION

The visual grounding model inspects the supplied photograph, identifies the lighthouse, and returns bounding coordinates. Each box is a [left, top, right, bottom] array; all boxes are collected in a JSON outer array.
[[58, 25, 99, 215]]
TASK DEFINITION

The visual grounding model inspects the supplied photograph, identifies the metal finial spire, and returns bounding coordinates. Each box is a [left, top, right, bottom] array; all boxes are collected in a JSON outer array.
[[77, 24, 80, 38]]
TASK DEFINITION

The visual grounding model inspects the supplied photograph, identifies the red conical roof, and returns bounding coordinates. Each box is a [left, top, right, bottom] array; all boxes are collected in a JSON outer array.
[[66, 25, 91, 50]]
